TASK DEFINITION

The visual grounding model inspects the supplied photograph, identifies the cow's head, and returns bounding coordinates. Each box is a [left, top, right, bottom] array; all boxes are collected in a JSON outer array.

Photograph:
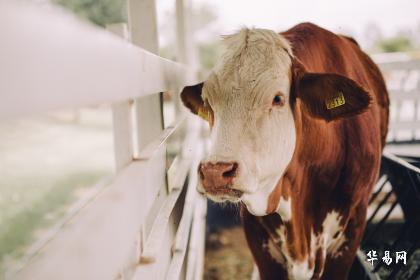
[[181, 28, 371, 216]]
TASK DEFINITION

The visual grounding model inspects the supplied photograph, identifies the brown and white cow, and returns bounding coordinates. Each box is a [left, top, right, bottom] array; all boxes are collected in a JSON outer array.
[[181, 23, 389, 280]]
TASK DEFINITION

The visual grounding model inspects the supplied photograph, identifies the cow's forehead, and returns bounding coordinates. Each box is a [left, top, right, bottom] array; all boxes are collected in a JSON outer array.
[[204, 28, 293, 102]]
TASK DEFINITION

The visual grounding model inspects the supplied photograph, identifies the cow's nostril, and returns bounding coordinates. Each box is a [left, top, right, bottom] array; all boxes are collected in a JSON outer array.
[[223, 162, 238, 178]]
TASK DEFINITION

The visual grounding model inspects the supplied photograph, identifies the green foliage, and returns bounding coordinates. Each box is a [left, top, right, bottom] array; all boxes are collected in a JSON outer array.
[[53, 0, 126, 26], [377, 36, 414, 53]]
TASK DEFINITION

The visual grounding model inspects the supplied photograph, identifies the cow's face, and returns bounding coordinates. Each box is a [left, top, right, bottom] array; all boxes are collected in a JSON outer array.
[[181, 28, 372, 216]]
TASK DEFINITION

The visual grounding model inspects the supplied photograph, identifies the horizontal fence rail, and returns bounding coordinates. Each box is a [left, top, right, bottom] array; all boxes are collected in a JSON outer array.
[[0, 1, 195, 119], [376, 57, 420, 143], [0, 0, 206, 279]]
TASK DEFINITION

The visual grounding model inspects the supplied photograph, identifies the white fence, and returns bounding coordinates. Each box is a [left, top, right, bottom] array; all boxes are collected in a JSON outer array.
[[375, 55, 420, 142], [0, 1, 207, 279]]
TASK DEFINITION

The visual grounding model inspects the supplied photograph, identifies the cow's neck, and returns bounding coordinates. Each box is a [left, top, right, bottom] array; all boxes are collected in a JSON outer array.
[[260, 115, 352, 278]]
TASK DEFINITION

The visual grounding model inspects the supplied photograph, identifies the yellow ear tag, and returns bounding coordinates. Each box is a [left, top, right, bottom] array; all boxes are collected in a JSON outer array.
[[198, 107, 210, 121], [326, 92, 345, 109]]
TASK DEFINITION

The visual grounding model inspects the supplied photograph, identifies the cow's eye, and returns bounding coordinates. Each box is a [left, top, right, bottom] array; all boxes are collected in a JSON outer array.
[[272, 94, 285, 106]]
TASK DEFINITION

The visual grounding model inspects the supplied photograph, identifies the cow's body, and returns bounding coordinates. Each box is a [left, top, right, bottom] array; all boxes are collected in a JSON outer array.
[[181, 22, 389, 280], [242, 23, 389, 280]]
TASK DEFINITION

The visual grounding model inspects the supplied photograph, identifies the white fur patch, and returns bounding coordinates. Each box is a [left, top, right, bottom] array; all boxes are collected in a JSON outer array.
[[200, 28, 296, 216], [276, 196, 292, 221], [290, 260, 313, 280], [272, 225, 315, 280], [264, 211, 347, 279], [329, 236, 347, 258], [263, 238, 286, 264], [321, 211, 346, 258]]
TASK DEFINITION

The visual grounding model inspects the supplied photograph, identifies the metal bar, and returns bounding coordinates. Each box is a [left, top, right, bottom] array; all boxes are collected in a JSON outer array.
[[368, 176, 411, 247], [366, 190, 394, 227], [367, 200, 400, 249], [408, 265, 420, 280], [386, 236, 420, 280], [373, 222, 411, 273], [383, 152, 420, 174], [355, 250, 381, 280], [369, 175, 388, 204]]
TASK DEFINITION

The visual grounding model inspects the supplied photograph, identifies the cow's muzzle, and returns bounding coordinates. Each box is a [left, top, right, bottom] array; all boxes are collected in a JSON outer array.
[[198, 161, 243, 197]]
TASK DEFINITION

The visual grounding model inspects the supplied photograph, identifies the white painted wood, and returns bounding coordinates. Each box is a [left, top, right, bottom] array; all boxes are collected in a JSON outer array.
[[192, 197, 207, 280], [389, 121, 420, 130], [107, 23, 135, 171], [175, 0, 200, 119], [184, 197, 202, 280], [127, 0, 164, 151], [0, 1, 196, 119], [137, 116, 186, 160], [192, 124, 211, 280], [389, 90, 420, 101], [378, 59, 420, 71], [5, 177, 111, 279], [111, 99, 135, 170], [176, 0, 189, 65], [139, 157, 191, 263], [377, 56, 420, 141], [127, 0, 159, 53], [13, 154, 165, 280], [132, 219, 177, 280], [166, 149, 202, 280], [2, 1, 206, 279]]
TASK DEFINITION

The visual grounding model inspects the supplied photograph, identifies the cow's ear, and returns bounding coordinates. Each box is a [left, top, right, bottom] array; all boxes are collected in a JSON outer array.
[[296, 73, 372, 121], [180, 82, 212, 122]]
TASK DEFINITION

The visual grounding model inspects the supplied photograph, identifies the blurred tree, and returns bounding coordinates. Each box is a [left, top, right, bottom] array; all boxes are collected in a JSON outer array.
[[53, 0, 126, 27], [377, 36, 414, 53]]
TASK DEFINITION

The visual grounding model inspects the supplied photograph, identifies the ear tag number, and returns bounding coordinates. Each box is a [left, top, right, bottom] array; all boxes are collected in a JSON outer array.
[[326, 92, 345, 109]]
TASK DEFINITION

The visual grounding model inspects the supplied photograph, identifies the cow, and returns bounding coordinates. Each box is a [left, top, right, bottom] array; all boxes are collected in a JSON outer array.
[[180, 22, 389, 280]]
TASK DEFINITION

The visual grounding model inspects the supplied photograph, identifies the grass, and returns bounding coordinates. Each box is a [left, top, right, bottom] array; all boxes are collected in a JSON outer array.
[[0, 171, 107, 276]]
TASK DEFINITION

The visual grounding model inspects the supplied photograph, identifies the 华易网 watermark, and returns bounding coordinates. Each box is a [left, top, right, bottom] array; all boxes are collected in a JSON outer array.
[[366, 250, 407, 266]]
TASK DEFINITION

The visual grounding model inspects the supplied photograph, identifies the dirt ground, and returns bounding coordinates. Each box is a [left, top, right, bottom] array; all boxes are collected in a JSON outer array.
[[204, 226, 254, 280]]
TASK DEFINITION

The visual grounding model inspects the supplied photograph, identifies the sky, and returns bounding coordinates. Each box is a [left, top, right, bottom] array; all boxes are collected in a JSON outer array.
[[158, 0, 420, 48]]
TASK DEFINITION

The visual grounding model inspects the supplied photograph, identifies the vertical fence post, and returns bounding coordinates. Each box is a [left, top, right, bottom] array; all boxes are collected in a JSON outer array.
[[127, 0, 163, 152], [175, 0, 199, 116], [176, 3, 207, 279], [127, 0, 168, 270], [107, 23, 135, 171]]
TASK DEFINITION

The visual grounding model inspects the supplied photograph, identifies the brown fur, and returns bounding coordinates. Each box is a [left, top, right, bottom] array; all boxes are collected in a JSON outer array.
[[242, 23, 389, 279]]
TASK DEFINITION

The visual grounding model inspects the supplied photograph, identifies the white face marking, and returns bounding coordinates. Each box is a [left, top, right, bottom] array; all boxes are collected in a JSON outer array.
[[201, 28, 296, 216]]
